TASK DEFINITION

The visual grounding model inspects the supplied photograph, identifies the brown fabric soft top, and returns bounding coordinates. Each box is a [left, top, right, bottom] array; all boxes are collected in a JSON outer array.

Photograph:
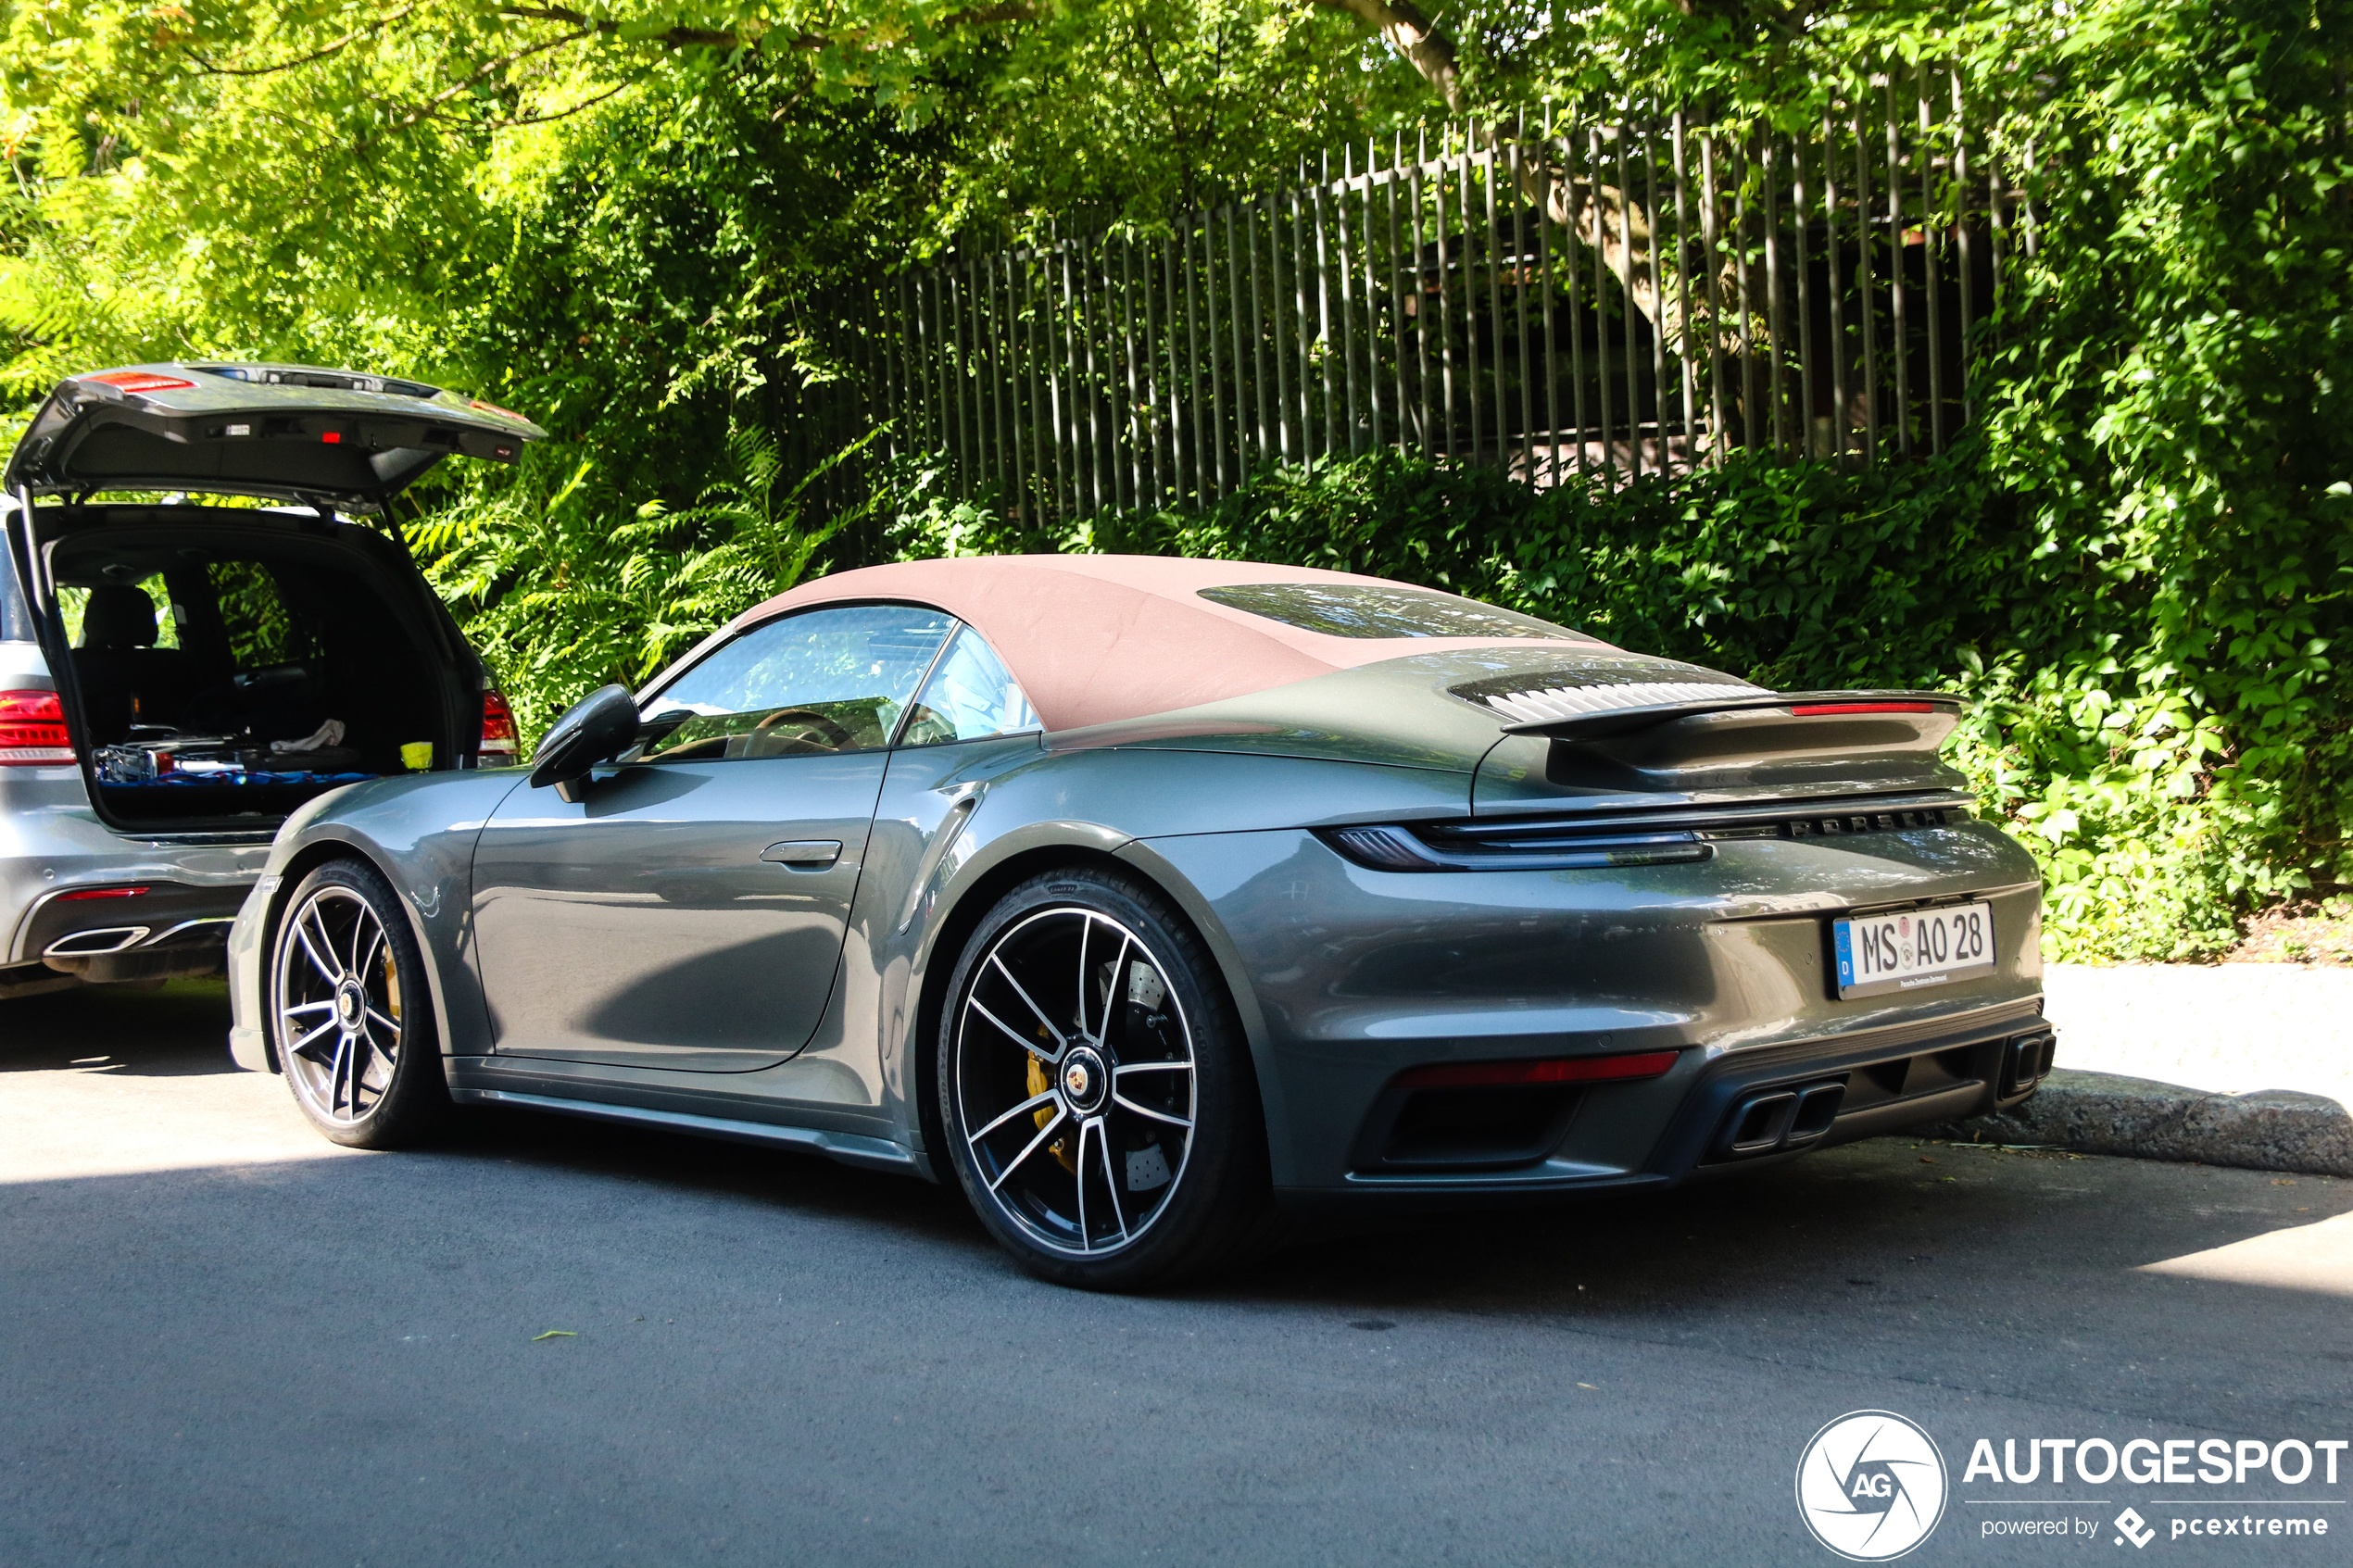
[[720, 555, 1590, 733]]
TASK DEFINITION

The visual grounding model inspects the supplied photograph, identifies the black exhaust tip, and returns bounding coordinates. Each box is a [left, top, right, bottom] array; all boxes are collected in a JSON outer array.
[[1714, 1078, 1848, 1160], [2002, 1030, 2057, 1097]]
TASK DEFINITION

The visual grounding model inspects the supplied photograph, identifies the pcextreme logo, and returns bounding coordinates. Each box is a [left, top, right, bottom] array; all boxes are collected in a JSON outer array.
[[1797, 1411, 1952, 1562]]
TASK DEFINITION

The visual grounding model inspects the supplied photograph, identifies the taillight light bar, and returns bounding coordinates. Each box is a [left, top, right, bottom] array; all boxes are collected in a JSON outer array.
[[1788, 702, 1935, 716], [480, 688, 521, 764], [57, 885, 151, 901], [0, 689, 74, 766], [1397, 1049, 1682, 1089], [84, 370, 196, 394]]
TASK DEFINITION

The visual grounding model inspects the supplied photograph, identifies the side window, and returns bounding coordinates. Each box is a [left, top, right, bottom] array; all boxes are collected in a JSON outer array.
[[634, 603, 954, 762], [899, 625, 1041, 747]]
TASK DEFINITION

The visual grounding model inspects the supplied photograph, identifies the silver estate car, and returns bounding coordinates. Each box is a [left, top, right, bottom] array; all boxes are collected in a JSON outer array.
[[227, 553, 2055, 1291], [0, 364, 544, 1000]]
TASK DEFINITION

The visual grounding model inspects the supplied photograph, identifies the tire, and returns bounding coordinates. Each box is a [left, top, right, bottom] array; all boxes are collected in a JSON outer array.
[[269, 858, 451, 1148], [937, 866, 1272, 1290]]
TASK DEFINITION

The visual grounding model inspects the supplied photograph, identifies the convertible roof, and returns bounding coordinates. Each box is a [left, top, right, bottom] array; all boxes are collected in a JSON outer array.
[[726, 555, 1596, 733]]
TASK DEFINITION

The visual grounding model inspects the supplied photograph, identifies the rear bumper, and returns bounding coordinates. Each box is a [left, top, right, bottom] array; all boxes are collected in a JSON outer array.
[[1138, 822, 2049, 1207], [2, 790, 271, 973]]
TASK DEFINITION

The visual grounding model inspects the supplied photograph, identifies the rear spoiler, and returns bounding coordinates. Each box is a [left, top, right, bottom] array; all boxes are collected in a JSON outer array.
[[1497, 690, 1963, 742]]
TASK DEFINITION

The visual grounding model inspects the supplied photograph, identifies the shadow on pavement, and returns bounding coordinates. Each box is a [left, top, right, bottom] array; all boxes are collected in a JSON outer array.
[[0, 977, 237, 1075]]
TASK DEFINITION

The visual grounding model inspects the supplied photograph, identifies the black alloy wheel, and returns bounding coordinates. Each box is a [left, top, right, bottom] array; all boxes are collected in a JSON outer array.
[[270, 859, 450, 1148], [938, 867, 1271, 1290]]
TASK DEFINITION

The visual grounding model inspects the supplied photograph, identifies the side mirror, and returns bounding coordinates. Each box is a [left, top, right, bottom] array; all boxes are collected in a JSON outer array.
[[529, 684, 640, 802]]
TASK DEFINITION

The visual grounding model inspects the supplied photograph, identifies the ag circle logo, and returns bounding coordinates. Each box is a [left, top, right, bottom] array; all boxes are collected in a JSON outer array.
[[1796, 1410, 1949, 1561]]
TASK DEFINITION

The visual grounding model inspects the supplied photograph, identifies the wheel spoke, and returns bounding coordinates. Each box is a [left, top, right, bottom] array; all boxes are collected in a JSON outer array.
[[325, 1033, 353, 1114], [287, 1015, 339, 1054], [1094, 1116, 1129, 1245], [1114, 1060, 1189, 1076], [364, 1006, 399, 1036], [293, 907, 342, 985], [988, 953, 1067, 1052], [1074, 912, 1092, 1040], [969, 1087, 1061, 1145], [1074, 1116, 1092, 1250], [986, 1104, 1067, 1193], [347, 916, 379, 989], [1113, 1092, 1192, 1130], [969, 997, 1059, 1064], [281, 999, 335, 1018], [1097, 934, 1131, 1048]]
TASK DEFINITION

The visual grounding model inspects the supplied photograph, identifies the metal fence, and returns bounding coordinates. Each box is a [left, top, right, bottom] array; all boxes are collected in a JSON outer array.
[[863, 68, 2033, 520]]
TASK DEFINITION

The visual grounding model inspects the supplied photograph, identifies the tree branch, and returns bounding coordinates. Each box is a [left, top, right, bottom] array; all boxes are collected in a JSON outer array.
[[182, 2, 427, 78], [1301, 0, 1461, 111]]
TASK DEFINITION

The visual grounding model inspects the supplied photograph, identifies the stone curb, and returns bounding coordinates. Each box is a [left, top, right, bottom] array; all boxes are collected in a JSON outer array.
[[1924, 1068, 2353, 1178]]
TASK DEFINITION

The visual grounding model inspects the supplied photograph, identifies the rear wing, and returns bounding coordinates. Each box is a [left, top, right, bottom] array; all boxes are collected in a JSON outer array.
[[1494, 690, 1964, 742]]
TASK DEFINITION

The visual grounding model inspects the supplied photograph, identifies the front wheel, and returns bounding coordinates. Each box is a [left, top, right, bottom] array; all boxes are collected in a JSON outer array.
[[937, 867, 1271, 1290], [270, 859, 450, 1148]]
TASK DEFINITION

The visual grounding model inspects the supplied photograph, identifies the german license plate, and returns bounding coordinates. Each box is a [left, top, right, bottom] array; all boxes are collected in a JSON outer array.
[[1831, 902, 1995, 998]]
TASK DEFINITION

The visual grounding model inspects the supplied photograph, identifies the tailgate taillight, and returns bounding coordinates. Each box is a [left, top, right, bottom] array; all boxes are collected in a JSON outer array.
[[479, 688, 520, 765], [0, 690, 74, 766]]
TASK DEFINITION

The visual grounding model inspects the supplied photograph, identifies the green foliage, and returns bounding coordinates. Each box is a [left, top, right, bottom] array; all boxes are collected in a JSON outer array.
[[413, 425, 872, 737]]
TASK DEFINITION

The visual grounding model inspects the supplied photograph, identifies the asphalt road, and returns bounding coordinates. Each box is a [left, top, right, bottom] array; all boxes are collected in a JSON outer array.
[[6, 981, 2350, 1568]]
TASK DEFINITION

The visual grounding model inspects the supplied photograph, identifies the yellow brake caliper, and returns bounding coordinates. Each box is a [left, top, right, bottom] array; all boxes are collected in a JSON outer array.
[[1026, 1039, 1078, 1173]]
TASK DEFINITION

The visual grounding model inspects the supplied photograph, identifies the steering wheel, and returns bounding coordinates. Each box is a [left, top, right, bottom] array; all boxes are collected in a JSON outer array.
[[750, 706, 856, 754]]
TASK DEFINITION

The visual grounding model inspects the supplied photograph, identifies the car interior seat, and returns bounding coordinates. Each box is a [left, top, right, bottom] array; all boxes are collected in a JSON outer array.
[[73, 583, 194, 743]]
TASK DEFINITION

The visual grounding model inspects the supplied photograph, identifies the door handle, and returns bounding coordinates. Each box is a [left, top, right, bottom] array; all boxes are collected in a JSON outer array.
[[760, 840, 842, 868]]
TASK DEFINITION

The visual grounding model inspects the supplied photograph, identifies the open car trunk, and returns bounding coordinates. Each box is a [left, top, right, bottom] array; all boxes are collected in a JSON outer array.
[[3, 362, 545, 836], [23, 504, 485, 833]]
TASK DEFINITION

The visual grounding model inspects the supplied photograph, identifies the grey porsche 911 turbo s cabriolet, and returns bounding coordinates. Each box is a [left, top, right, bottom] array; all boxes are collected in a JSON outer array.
[[228, 551, 2053, 1288]]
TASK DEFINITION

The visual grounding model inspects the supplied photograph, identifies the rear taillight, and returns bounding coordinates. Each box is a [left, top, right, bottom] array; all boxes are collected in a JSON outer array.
[[1396, 1049, 1682, 1089], [0, 690, 74, 766], [84, 370, 195, 394], [480, 688, 520, 764]]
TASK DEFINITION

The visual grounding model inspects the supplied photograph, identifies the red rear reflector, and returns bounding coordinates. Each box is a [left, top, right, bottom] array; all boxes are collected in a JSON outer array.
[[479, 688, 521, 762], [1397, 1049, 1681, 1090], [1789, 702, 1935, 716], [58, 885, 150, 901], [0, 688, 74, 765], [321, 431, 342, 445], [85, 370, 195, 394]]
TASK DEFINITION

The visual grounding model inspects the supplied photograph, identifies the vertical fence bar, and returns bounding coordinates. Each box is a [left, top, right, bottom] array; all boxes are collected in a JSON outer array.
[[1592, 124, 1614, 476], [1293, 183, 1314, 463], [1885, 78, 1909, 457], [1227, 206, 1249, 476], [1953, 70, 1976, 428], [1642, 116, 1669, 473], [1793, 134, 1815, 458], [1465, 127, 1485, 469], [1337, 148, 1361, 456], [1271, 194, 1295, 463], [1206, 210, 1229, 495], [1185, 213, 1206, 498], [1763, 136, 1787, 455], [1540, 105, 1562, 483], [1486, 126, 1506, 469], [1141, 235, 1165, 508], [1434, 132, 1456, 462], [1822, 113, 1848, 468], [987, 257, 1007, 499], [1569, 121, 1591, 473], [1671, 111, 1697, 473], [1699, 129, 1725, 466], [1249, 201, 1272, 461], [1616, 119, 1642, 477], [1311, 159, 1335, 458], [1365, 138, 1384, 453], [1119, 237, 1140, 510], [1389, 132, 1408, 452], [1919, 69, 1945, 454], [1513, 121, 1533, 480], [1733, 141, 1756, 455], [1854, 104, 1879, 463]]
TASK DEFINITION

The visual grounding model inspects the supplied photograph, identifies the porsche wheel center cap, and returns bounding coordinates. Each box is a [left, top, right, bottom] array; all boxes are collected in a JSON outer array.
[[1060, 1046, 1109, 1114], [335, 983, 364, 1030]]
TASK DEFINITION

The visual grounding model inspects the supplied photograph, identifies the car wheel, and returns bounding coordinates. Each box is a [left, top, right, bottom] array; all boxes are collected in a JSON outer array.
[[271, 859, 449, 1148], [937, 866, 1271, 1290]]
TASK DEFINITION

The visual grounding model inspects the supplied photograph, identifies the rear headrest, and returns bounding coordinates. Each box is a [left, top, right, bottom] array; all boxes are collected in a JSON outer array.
[[82, 584, 158, 648]]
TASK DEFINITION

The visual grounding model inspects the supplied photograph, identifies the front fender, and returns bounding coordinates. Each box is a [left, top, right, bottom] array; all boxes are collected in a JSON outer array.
[[228, 769, 531, 1071]]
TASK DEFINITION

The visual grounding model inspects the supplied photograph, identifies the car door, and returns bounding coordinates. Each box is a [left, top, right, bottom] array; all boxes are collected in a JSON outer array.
[[469, 602, 957, 1072]]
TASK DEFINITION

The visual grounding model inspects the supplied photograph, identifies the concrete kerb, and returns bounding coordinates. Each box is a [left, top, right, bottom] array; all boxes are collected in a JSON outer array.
[[1927, 1067, 2353, 1178]]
